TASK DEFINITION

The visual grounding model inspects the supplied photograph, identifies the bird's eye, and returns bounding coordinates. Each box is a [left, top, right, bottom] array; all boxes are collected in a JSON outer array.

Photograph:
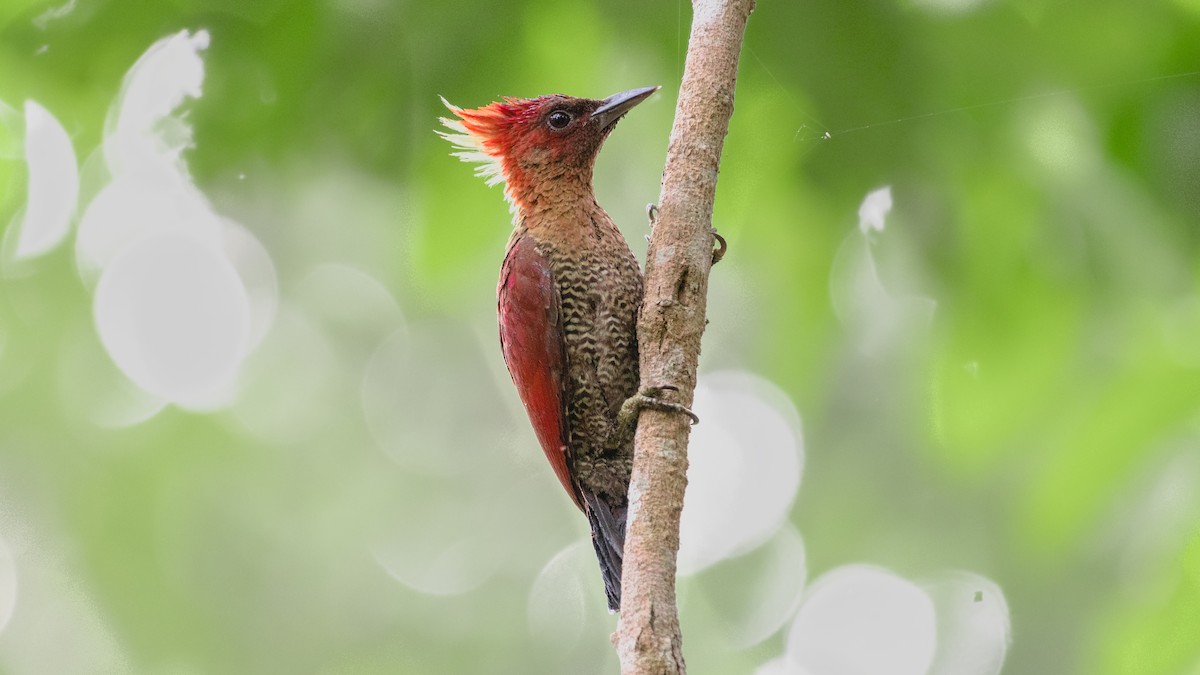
[[547, 111, 572, 130]]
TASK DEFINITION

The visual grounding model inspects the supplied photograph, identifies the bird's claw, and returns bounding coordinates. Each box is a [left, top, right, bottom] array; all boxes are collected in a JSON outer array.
[[618, 385, 700, 436], [647, 203, 659, 229], [711, 227, 727, 265]]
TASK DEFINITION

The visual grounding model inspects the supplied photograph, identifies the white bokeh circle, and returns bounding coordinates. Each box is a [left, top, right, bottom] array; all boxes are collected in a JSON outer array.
[[57, 324, 166, 428], [787, 564, 937, 675], [678, 370, 804, 574], [705, 524, 808, 647], [104, 29, 210, 177], [230, 306, 339, 445], [14, 100, 78, 261], [755, 656, 811, 675], [527, 541, 592, 652], [0, 533, 16, 635], [93, 231, 250, 407], [371, 496, 501, 598], [924, 571, 1011, 675], [75, 174, 221, 280], [219, 218, 278, 352]]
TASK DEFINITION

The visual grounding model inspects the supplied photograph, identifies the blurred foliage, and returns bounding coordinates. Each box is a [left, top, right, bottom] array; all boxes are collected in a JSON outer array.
[[1, 0, 1200, 673]]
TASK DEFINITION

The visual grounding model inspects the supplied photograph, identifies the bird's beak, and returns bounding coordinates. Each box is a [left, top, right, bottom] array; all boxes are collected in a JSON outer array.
[[592, 86, 660, 130]]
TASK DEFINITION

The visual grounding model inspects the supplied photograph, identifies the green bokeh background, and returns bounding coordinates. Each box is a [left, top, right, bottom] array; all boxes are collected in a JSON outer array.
[[2, 0, 1200, 673]]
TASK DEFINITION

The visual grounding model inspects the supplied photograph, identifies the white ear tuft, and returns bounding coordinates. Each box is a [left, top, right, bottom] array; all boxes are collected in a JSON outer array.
[[436, 106, 514, 215]]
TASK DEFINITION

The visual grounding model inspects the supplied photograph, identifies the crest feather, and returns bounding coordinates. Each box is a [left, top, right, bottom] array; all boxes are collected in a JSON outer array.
[[436, 96, 506, 188], [437, 95, 546, 215]]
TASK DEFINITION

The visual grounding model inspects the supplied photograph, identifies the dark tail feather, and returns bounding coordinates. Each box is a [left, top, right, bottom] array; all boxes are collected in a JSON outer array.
[[580, 490, 626, 612]]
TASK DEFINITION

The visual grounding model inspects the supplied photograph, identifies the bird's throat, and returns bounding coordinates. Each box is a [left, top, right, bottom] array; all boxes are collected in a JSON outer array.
[[505, 162, 599, 224]]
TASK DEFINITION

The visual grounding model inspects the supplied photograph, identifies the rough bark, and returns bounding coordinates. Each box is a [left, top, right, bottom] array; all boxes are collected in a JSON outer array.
[[615, 0, 754, 673]]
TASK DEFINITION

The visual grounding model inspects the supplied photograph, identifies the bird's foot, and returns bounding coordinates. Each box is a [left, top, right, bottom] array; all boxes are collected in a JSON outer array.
[[616, 385, 700, 445], [645, 203, 659, 243], [711, 226, 727, 265]]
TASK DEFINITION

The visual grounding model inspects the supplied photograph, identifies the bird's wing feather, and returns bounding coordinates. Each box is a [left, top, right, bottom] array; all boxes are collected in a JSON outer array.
[[498, 233, 582, 509]]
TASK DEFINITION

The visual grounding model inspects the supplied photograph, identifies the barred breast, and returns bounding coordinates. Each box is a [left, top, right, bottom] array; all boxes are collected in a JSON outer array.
[[538, 230, 643, 501]]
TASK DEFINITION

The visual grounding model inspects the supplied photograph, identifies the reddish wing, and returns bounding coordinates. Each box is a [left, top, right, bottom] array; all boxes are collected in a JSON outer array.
[[498, 234, 581, 509]]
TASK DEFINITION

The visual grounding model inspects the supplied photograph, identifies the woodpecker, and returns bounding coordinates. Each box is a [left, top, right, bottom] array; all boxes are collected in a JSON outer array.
[[439, 87, 693, 611]]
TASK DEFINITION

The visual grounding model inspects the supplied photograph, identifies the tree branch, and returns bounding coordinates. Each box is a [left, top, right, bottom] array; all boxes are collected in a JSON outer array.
[[615, 0, 755, 673]]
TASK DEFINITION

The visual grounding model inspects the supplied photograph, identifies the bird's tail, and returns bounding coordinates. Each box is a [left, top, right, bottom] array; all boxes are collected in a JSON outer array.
[[580, 489, 626, 612]]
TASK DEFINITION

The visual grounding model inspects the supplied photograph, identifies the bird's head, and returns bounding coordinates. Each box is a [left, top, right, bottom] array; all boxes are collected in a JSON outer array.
[[439, 86, 659, 213]]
